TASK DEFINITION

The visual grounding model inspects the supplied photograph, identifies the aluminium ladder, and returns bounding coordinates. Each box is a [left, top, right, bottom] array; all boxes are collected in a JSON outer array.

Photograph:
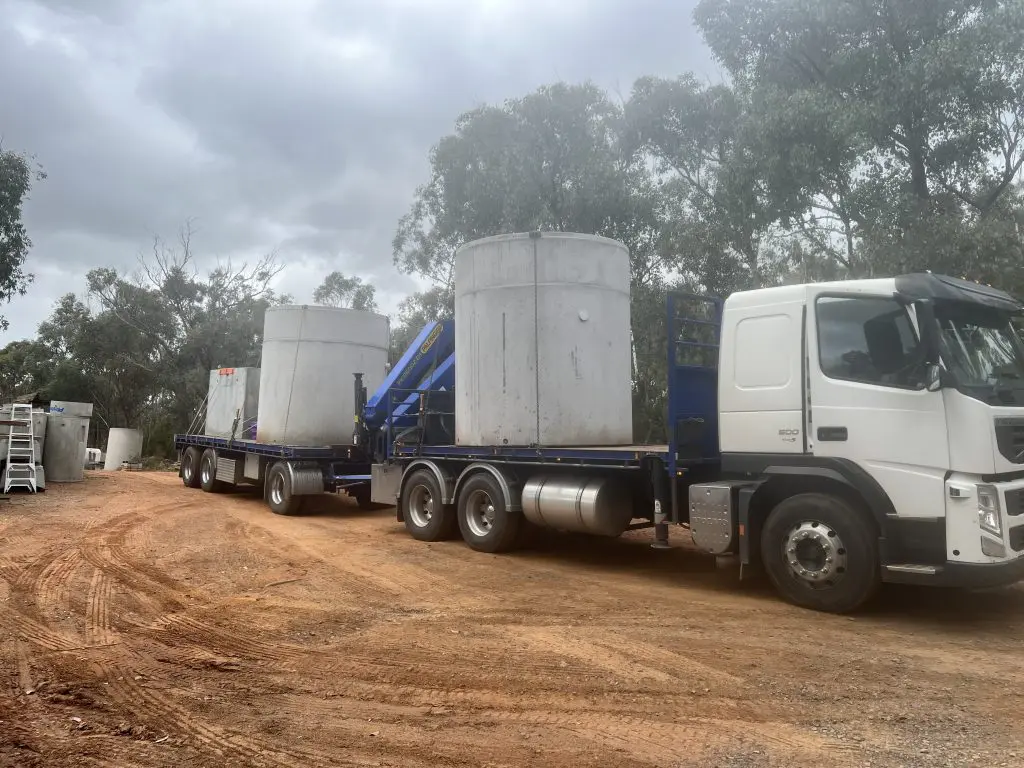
[[4, 403, 37, 493]]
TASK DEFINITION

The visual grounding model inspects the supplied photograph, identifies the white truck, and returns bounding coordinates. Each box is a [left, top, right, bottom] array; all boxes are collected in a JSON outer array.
[[355, 266, 1024, 612]]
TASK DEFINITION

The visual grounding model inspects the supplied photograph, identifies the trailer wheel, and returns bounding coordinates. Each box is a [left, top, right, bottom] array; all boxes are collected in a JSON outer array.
[[402, 469, 456, 541], [181, 447, 202, 488], [265, 462, 304, 516], [457, 472, 521, 553], [760, 492, 880, 613], [199, 449, 226, 493]]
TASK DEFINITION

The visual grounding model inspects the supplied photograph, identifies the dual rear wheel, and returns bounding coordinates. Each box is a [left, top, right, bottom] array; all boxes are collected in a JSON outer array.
[[401, 469, 522, 553]]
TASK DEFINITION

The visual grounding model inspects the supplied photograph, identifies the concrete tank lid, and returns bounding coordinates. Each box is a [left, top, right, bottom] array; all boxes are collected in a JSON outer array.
[[266, 304, 389, 321], [455, 231, 629, 256]]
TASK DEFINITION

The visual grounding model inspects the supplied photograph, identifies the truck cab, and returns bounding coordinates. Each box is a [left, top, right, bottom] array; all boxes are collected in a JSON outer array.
[[711, 273, 1024, 609]]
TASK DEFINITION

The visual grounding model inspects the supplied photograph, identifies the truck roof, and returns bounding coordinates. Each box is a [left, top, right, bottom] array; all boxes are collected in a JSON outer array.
[[724, 273, 1021, 313]]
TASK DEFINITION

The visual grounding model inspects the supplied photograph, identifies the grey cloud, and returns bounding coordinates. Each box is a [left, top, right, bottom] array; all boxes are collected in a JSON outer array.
[[1, 0, 712, 342]]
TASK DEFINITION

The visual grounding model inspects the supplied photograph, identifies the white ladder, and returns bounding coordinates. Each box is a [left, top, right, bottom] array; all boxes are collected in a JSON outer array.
[[4, 403, 37, 493]]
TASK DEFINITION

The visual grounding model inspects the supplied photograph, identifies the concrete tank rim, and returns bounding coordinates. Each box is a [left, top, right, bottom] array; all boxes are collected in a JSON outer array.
[[455, 231, 630, 258], [264, 304, 390, 323]]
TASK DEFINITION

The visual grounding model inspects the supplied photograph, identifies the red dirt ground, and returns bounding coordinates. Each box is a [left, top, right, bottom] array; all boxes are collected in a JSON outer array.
[[2, 471, 1023, 767]]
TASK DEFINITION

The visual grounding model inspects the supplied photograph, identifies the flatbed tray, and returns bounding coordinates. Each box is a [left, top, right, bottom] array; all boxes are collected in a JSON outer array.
[[173, 433, 365, 461], [393, 443, 670, 466]]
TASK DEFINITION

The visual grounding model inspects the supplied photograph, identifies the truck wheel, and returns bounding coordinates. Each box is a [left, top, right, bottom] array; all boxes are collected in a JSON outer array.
[[181, 447, 202, 488], [199, 449, 226, 493], [402, 469, 456, 541], [457, 472, 521, 553], [760, 492, 880, 613], [265, 462, 305, 516]]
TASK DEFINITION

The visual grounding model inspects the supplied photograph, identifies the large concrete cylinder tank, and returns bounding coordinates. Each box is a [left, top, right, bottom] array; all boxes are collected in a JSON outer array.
[[104, 428, 143, 470], [43, 413, 90, 482], [256, 305, 389, 445], [454, 231, 633, 447]]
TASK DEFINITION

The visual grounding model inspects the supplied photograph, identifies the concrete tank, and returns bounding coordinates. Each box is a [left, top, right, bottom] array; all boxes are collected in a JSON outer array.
[[256, 305, 389, 445], [43, 413, 90, 482], [104, 428, 143, 470], [454, 231, 633, 447], [206, 367, 260, 438]]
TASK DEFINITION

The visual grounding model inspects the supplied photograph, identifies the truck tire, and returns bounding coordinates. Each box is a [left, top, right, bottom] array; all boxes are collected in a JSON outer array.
[[401, 469, 457, 541], [265, 462, 304, 516], [457, 472, 521, 553], [181, 447, 202, 488], [760, 492, 880, 613], [199, 449, 227, 493]]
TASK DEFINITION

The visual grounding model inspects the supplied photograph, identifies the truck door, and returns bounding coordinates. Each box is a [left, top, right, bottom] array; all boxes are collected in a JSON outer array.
[[805, 287, 949, 520]]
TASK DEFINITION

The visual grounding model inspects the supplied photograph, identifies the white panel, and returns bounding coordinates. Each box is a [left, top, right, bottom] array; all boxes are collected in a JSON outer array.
[[719, 292, 805, 454], [454, 232, 632, 446], [734, 314, 793, 389], [256, 305, 389, 445], [719, 410, 805, 454]]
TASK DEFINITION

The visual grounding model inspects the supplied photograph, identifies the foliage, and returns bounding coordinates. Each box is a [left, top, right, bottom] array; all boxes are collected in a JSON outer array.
[[693, 0, 1024, 280], [0, 147, 45, 331], [313, 271, 378, 311]]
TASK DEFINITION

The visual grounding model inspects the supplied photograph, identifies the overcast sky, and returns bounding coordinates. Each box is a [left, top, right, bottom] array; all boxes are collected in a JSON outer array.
[[1, 0, 715, 341]]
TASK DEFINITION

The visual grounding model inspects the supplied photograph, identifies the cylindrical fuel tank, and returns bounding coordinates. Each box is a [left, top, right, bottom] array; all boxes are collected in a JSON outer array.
[[256, 305, 389, 446], [104, 428, 144, 470], [521, 475, 634, 537], [454, 231, 633, 446]]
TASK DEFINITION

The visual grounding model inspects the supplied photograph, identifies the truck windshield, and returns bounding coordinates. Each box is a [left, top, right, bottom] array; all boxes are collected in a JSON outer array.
[[936, 303, 1024, 405]]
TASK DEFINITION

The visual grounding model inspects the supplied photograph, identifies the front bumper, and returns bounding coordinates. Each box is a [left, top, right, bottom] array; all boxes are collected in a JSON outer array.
[[883, 556, 1024, 589]]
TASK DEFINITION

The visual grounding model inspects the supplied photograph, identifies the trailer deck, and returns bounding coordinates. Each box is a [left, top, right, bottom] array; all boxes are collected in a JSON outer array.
[[392, 442, 671, 467], [174, 433, 363, 461]]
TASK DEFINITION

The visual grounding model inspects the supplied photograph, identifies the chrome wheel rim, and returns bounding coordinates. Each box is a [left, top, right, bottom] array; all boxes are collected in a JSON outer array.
[[465, 489, 496, 538], [182, 452, 195, 482], [270, 473, 286, 506], [782, 521, 848, 588], [201, 458, 212, 485], [408, 484, 434, 528]]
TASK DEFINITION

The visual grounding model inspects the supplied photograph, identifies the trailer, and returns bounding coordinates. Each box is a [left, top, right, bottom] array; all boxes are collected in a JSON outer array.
[[173, 433, 374, 515], [359, 257, 1024, 613], [173, 309, 457, 515]]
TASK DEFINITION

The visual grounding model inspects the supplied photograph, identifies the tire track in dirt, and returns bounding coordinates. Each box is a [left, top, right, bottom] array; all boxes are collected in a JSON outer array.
[[90, 660, 366, 768], [0, 603, 83, 652], [86, 568, 115, 646], [139, 613, 309, 664], [34, 548, 85, 622]]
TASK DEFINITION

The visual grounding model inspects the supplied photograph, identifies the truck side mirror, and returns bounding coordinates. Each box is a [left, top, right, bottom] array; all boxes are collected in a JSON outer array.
[[925, 363, 942, 392]]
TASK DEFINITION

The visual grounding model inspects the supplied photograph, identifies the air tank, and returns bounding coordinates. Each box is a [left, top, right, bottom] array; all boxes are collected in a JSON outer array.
[[104, 428, 143, 470], [256, 305, 389, 445], [454, 231, 633, 446]]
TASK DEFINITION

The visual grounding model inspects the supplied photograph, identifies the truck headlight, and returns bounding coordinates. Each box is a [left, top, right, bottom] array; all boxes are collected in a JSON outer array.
[[977, 484, 1002, 536]]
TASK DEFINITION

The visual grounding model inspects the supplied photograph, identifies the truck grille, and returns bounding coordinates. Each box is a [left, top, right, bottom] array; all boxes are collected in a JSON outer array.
[[1010, 526, 1024, 553], [994, 418, 1024, 464], [1005, 488, 1024, 517]]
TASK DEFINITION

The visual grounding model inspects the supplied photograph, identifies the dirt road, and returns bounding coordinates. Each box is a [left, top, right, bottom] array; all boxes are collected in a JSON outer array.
[[1, 472, 1023, 767]]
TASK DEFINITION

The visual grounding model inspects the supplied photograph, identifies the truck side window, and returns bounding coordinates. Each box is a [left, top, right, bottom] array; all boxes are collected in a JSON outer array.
[[816, 296, 924, 388]]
